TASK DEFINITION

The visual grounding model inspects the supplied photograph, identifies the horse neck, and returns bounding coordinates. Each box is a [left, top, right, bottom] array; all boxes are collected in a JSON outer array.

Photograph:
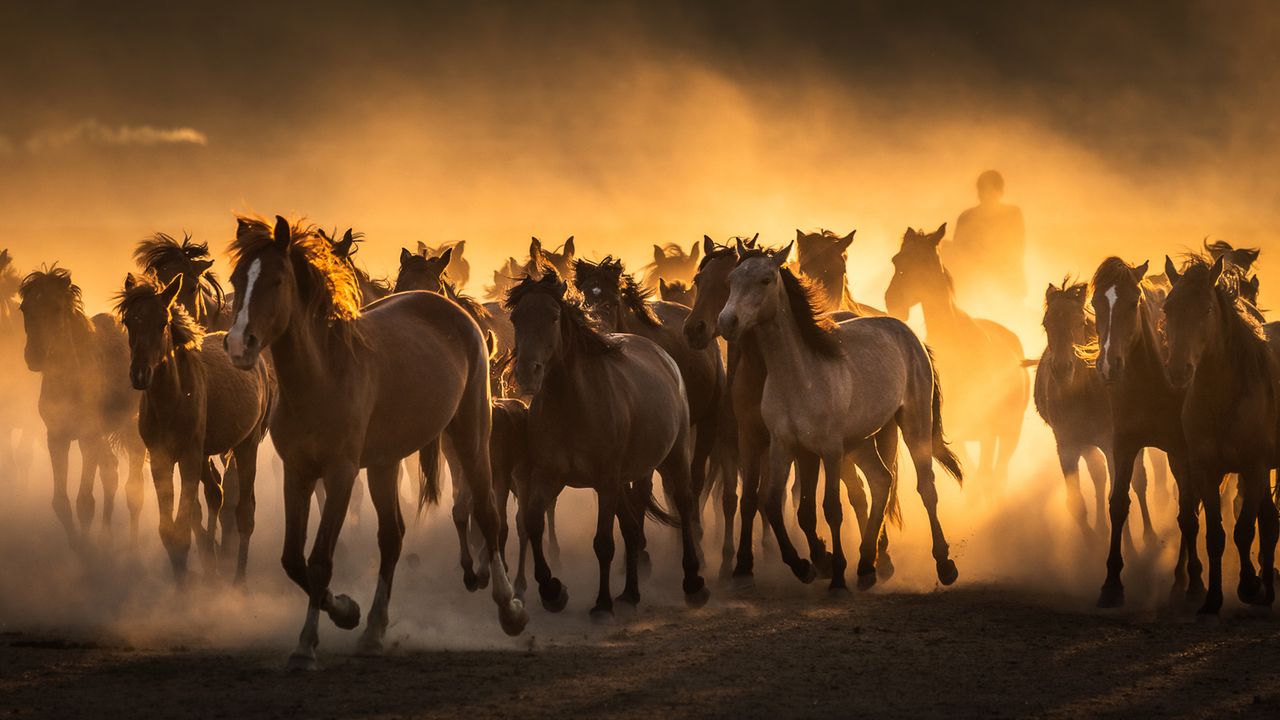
[[1191, 297, 1264, 402], [917, 277, 968, 338], [43, 312, 94, 374], [269, 299, 342, 395], [751, 288, 822, 382], [1119, 299, 1170, 392], [146, 334, 192, 406]]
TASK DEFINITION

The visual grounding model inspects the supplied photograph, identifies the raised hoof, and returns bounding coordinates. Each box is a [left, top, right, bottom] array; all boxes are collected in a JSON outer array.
[[1096, 583, 1125, 609], [499, 599, 529, 636], [354, 632, 384, 657], [877, 555, 896, 583], [327, 594, 362, 630], [589, 606, 615, 624], [936, 559, 959, 586], [793, 559, 817, 584], [856, 570, 877, 591], [539, 580, 569, 613], [638, 551, 652, 580], [462, 570, 480, 593], [286, 652, 319, 672]]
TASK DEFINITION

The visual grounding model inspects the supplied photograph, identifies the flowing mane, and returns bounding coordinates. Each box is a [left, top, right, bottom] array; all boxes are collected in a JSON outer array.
[[778, 265, 842, 357], [696, 240, 737, 270], [19, 266, 85, 319], [230, 215, 365, 351], [574, 256, 661, 328], [133, 232, 226, 310], [114, 274, 205, 351], [504, 270, 618, 356], [441, 278, 491, 323]]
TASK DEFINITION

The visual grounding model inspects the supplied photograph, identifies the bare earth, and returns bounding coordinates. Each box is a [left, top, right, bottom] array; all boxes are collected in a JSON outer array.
[[3, 582, 1279, 720]]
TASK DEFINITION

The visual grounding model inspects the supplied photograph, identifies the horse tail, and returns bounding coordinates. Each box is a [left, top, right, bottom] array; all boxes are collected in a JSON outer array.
[[885, 457, 903, 529], [417, 439, 443, 514], [927, 346, 964, 486], [621, 480, 682, 528]]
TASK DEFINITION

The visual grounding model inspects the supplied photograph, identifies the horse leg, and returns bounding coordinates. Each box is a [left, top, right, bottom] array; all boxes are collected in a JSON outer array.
[[1148, 449, 1170, 505], [446, 444, 479, 592], [843, 452, 870, 545], [124, 434, 146, 545], [525, 473, 567, 612], [1084, 447, 1110, 540], [356, 462, 404, 655], [1130, 453, 1158, 547], [794, 450, 830, 577], [900, 410, 957, 586], [615, 481, 643, 608], [733, 442, 763, 578], [659, 432, 710, 606], [149, 451, 185, 582], [1234, 464, 1268, 606], [545, 494, 562, 564], [1199, 471, 1226, 615], [1097, 440, 1138, 607], [1168, 451, 1204, 600], [852, 442, 893, 589], [1257, 488, 1279, 606], [96, 440, 120, 538], [763, 442, 814, 583], [200, 458, 224, 574], [590, 483, 619, 619], [171, 453, 206, 583], [1057, 444, 1089, 537], [870, 427, 899, 580], [74, 439, 98, 537], [231, 441, 261, 584], [821, 447, 848, 591], [280, 464, 320, 670], [717, 445, 739, 579]]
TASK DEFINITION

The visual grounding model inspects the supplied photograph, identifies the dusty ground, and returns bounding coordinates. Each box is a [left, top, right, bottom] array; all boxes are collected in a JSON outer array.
[[3, 580, 1280, 720]]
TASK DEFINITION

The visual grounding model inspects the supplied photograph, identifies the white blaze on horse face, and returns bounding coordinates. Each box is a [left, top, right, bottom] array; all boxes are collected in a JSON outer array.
[[227, 259, 262, 358], [1100, 285, 1118, 375]]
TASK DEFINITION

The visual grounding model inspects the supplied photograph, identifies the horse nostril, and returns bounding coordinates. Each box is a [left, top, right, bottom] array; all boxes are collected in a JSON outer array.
[[245, 333, 259, 349]]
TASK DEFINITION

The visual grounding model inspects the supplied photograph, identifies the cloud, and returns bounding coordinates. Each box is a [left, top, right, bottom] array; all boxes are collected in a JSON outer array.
[[22, 119, 207, 153]]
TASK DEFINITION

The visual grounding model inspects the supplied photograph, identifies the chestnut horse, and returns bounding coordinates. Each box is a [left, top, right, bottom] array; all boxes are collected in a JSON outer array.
[[118, 273, 275, 583], [225, 215, 526, 669]]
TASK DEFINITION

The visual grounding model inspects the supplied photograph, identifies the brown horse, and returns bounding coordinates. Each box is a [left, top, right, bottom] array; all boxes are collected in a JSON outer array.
[[1163, 254, 1279, 612], [224, 215, 526, 669], [1088, 257, 1197, 608], [718, 242, 962, 589], [323, 228, 392, 305], [885, 224, 1028, 489], [19, 267, 146, 545], [0, 250, 37, 486], [118, 273, 275, 583], [684, 238, 899, 582], [133, 232, 227, 329], [526, 237, 576, 278], [1034, 279, 1157, 541], [506, 271, 708, 617], [639, 241, 700, 291], [658, 279, 695, 307], [794, 229, 884, 316], [416, 240, 470, 288]]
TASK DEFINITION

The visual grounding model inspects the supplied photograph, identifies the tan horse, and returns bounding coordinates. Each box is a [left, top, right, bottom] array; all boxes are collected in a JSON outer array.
[[718, 242, 963, 589], [224, 215, 526, 669]]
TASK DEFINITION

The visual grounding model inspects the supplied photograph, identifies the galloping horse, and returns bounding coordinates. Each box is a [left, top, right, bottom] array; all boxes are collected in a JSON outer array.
[[639, 241, 700, 291], [133, 232, 227, 329], [718, 242, 962, 589], [19, 267, 145, 545], [118, 273, 275, 583], [526, 237, 575, 278], [1163, 254, 1279, 613], [417, 240, 471, 288], [795, 229, 883, 315], [506, 271, 708, 617], [885, 224, 1028, 489], [658, 279, 695, 307], [224, 215, 526, 668]]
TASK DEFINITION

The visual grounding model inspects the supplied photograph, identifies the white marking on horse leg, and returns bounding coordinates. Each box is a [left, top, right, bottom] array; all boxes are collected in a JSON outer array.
[[227, 259, 262, 358], [291, 599, 321, 664], [489, 551, 513, 605], [1100, 285, 1117, 375]]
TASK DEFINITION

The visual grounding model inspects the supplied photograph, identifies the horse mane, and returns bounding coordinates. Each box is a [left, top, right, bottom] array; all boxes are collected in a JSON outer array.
[[576, 256, 662, 328], [1171, 256, 1272, 393], [114, 274, 205, 351], [639, 243, 693, 287], [19, 266, 85, 318], [504, 270, 618, 356], [230, 215, 365, 347], [441, 279, 491, 322], [778, 265, 842, 357], [133, 231, 226, 318], [696, 240, 738, 271], [1091, 256, 1141, 295]]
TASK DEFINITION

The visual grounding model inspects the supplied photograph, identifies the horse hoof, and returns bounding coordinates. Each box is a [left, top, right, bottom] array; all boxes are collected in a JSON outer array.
[[877, 556, 896, 583], [613, 595, 639, 618], [499, 599, 529, 637], [463, 570, 479, 593], [476, 572, 491, 591], [589, 606, 615, 624], [812, 552, 833, 579], [286, 653, 318, 672], [856, 570, 877, 591], [936, 559, 959, 586], [354, 633, 384, 657], [540, 580, 569, 613], [326, 594, 362, 630], [1239, 577, 1266, 606], [1096, 583, 1125, 609], [684, 578, 710, 608], [639, 551, 652, 580], [794, 559, 816, 584], [828, 580, 850, 595]]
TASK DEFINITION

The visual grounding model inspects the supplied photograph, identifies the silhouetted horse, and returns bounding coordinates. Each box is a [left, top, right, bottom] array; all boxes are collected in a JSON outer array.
[[1034, 279, 1156, 541], [639, 241, 700, 291], [658, 279, 695, 307], [795, 229, 883, 315], [134, 232, 227, 329], [719, 241, 962, 589], [19, 267, 145, 545], [117, 273, 275, 583], [525, 237, 575, 278], [885, 224, 1028, 489], [1087, 257, 1196, 609], [0, 250, 36, 486], [506, 271, 708, 618], [225, 215, 526, 668], [323, 228, 392, 305], [1164, 254, 1279, 612], [417, 240, 470, 288], [1205, 239, 1263, 317]]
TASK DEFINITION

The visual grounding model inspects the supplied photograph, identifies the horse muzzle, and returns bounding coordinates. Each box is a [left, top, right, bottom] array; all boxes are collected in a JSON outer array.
[[514, 362, 545, 395], [1167, 362, 1194, 390], [130, 364, 155, 390], [684, 319, 712, 349], [225, 331, 261, 370], [717, 311, 741, 342]]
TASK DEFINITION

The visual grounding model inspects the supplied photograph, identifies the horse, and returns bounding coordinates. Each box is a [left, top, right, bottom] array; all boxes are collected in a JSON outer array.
[[658, 279, 695, 307], [1163, 254, 1279, 612], [133, 232, 227, 330], [1087, 257, 1197, 608], [323, 228, 392, 305], [717, 240, 963, 589], [795, 229, 883, 316], [224, 215, 526, 668], [885, 224, 1028, 489], [117, 273, 275, 583], [526, 237, 575, 278], [573, 256, 726, 529], [0, 249, 36, 486], [1205, 240, 1263, 316], [684, 237, 900, 582], [417, 240, 470, 288], [18, 267, 146, 545], [1033, 279, 1157, 541], [484, 257, 524, 302], [505, 270, 709, 617], [639, 241, 700, 291]]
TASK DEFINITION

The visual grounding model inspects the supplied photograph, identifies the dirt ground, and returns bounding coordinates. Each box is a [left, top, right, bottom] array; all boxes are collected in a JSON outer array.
[[3, 579, 1280, 720]]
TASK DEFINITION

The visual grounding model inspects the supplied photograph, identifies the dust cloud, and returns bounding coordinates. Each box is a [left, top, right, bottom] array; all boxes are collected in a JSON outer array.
[[0, 1, 1276, 650]]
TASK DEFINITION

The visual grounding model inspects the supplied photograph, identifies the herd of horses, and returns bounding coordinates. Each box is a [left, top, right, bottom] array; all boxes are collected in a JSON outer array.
[[2, 216, 1277, 669]]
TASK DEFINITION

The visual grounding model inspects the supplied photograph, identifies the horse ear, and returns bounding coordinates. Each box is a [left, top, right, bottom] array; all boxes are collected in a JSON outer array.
[[774, 241, 794, 267], [529, 237, 542, 259], [1209, 254, 1225, 283], [453, 240, 465, 259], [1132, 260, 1150, 281], [653, 244, 665, 264], [931, 224, 947, 244], [1247, 275, 1260, 294], [1240, 248, 1260, 269], [416, 240, 429, 256], [838, 230, 855, 251], [749, 232, 759, 247], [563, 237, 575, 258], [334, 237, 354, 258], [438, 247, 453, 267], [342, 229, 353, 245], [1045, 283, 1057, 302], [659, 278, 669, 293], [703, 235, 715, 258], [484, 329, 497, 360], [735, 237, 748, 257], [236, 217, 253, 237], [273, 216, 291, 249], [160, 274, 183, 308], [192, 259, 214, 275], [690, 241, 700, 263], [124, 273, 137, 291], [795, 229, 804, 242], [400, 247, 413, 265], [1164, 256, 1180, 284]]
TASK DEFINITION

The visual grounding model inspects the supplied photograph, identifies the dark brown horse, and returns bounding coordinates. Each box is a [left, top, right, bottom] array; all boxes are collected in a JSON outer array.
[[794, 229, 884, 316], [133, 232, 227, 329], [1205, 239, 1263, 317], [506, 271, 708, 617], [639, 241, 700, 291], [1088, 257, 1196, 609], [658, 279, 695, 307], [885, 225, 1028, 489], [117, 273, 275, 583], [1033, 279, 1157, 541], [417, 240, 471, 288], [1163, 254, 1279, 612], [224, 215, 526, 668], [19, 267, 145, 545]]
